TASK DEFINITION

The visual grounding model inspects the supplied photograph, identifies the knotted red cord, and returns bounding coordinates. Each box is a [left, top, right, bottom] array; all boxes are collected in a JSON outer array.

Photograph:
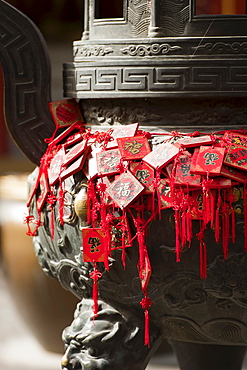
[[89, 263, 103, 318], [140, 294, 153, 347]]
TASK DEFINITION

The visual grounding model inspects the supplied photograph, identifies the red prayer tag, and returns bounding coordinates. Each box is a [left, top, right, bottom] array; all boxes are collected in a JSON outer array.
[[117, 136, 150, 160], [36, 172, 49, 211], [63, 140, 88, 166], [83, 146, 102, 180], [49, 98, 84, 128], [96, 148, 121, 175], [130, 162, 155, 194], [223, 132, 247, 147], [157, 179, 172, 208], [190, 147, 200, 174], [206, 177, 232, 189], [163, 163, 174, 178], [60, 150, 89, 181], [64, 133, 84, 148], [175, 155, 201, 187], [110, 217, 132, 250], [82, 228, 105, 262], [176, 135, 213, 148], [106, 171, 144, 209], [48, 147, 65, 185], [190, 191, 204, 220], [221, 165, 247, 183], [107, 123, 139, 149], [224, 145, 247, 171], [193, 146, 225, 176], [27, 171, 41, 207], [49, 121, 85, 147], [143, 142, 179, 170], [139, 253, 152, 291]]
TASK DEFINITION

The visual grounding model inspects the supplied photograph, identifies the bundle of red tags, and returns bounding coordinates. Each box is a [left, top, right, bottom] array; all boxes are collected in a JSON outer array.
[[24, 99, 247, 346]]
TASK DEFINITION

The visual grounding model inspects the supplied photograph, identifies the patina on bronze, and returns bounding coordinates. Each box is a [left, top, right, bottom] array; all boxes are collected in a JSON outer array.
[[1, 0, 247, 369]]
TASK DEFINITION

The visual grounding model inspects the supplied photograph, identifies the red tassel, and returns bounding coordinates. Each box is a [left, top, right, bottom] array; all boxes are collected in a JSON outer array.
[[47, 193, 57, 240], [58, 182, 65, 226], [244, 187, 247, 253], [203, 190, 211, 226], [231, 207, 236, 244], [89, 263, 102, 318], [210, 191, 216, 229], [186, 209, 192, 246], [221, 192, 229, 260], [214, 190, 221, 244], [181, 211, 186, 249], [154, 170, 161, 219], [140, 294, 153, 347], [174, 208, 181, 262], [196, 226, 207, 279], [121, 210, 127, 269], [227, 189, 236, 244], [133, 214, 148, 273]]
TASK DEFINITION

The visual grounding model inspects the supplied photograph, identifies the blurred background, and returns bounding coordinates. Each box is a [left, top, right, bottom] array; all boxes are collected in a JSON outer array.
[[0, 1, 83, 369]]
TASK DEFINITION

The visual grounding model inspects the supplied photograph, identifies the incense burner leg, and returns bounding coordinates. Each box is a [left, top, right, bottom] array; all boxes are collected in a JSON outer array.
[[170, 340, 247, 370], [61, 299, 162, 370]]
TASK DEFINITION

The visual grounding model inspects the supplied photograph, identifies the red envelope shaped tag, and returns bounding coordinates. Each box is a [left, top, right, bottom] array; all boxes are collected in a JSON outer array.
[[190, 191, 204, 220], [96, 148, 121, 176], [106, 171, 144, 209], [60, 150, 89, 181], [63, 140, 88, 166], [206, 177, 232, 189], [139, 252, 152, 291], [49, 121, 85, 147], [190, 147, 200, 174], [175, 155, 201, 187], [110, 217, 132, 250], [107, 123, 139, 149], [64, 133, 84, 148], [223, 132, 247, 147], [221, 165, 247, 183], [82, 228, 105, 262], [36, 172, 49, 212], [157, 179, 173, 209], [48, 147, 65, 185], [193, 146, 225, 176], [130, 162, 155, 194], [224, 145, 247, 171], [27, 171, 41, 208], [176, 135, 213, 148], [117, 136, 150, 160], [83, 146, 102, 180], [49, 98, 84, 128], [143, 142, 179, 170]]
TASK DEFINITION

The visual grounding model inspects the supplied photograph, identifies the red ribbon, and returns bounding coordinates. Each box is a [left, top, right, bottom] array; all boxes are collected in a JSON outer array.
[[196, 226, 207, 279]]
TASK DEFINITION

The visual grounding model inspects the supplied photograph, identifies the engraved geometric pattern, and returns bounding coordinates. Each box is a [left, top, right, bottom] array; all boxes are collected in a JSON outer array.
[[64, 64, 247, 97], [0, 0, 54, 164]]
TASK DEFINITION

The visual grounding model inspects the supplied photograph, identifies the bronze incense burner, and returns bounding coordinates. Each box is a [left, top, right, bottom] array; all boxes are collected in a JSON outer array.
[[1, 1, 247, 369]]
